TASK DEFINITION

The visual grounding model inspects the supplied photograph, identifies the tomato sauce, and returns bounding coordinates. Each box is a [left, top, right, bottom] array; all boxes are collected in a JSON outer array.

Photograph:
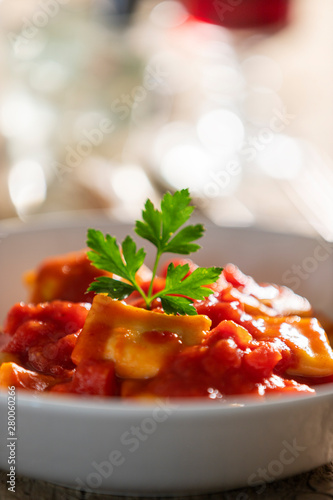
[[1, 253, 333, 400], [2, 301, 90, 380]]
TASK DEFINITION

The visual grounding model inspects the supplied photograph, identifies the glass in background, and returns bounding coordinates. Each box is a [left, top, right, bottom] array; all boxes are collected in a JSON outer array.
[[127, 0, 333, 239], [0, 0, 333, 239], [0, 0, 161, 221]]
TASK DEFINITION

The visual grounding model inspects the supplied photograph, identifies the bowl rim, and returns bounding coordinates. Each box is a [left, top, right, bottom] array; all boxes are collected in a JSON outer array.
[[0, 209, 318, 238], [1, 380, 333, 416]]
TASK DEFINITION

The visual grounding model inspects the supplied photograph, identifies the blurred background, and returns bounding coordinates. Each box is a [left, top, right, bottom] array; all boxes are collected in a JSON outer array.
[[0, 0, 333, 239]]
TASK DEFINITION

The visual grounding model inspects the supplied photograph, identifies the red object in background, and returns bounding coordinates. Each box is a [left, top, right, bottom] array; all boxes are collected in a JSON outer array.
[[182, 0, 290, 29]]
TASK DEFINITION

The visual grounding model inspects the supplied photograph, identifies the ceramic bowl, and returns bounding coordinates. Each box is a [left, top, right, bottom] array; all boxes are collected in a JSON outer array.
[[0, 215, 333, 495]]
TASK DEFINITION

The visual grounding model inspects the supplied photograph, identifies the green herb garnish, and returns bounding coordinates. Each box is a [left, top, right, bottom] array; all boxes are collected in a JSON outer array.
[[86, 189, 222, 315]]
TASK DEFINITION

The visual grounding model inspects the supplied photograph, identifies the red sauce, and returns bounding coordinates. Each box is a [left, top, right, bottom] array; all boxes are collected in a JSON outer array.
[[122, 321, 313, 400], [142, 330, 181, 344], [1, 253, 332, 400], [3, 301, 90, 379]]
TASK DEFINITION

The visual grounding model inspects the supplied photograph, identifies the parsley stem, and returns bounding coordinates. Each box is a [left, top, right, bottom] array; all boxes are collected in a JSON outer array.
[[132, 280, 150, 309], [147, 248, 162, 304]]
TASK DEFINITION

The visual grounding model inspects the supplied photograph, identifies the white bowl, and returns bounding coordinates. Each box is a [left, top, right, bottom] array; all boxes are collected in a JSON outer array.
[[1, 214, 333, 496]]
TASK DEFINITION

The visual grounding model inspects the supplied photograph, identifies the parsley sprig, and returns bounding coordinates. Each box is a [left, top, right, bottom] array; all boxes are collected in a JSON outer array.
[[86, 189, 222, 315]]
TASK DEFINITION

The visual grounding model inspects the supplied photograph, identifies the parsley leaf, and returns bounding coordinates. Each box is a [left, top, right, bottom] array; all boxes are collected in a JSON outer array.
[[135, 188, 203, 256], [87, 232, 146, 283], [88, 277, 135, 300], [160, 263, 222, 300], [161, 296, 197, 316], [154, 263, 222, 315], [86, 189, 223, 315], [86, 232, 146, 300]]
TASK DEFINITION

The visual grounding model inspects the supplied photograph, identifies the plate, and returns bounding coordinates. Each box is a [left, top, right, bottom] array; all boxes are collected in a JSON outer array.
[[1, 214, 333, 496]]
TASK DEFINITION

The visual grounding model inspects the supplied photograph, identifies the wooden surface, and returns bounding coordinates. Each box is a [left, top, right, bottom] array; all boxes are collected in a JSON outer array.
[[2, 464, 333, 500]]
